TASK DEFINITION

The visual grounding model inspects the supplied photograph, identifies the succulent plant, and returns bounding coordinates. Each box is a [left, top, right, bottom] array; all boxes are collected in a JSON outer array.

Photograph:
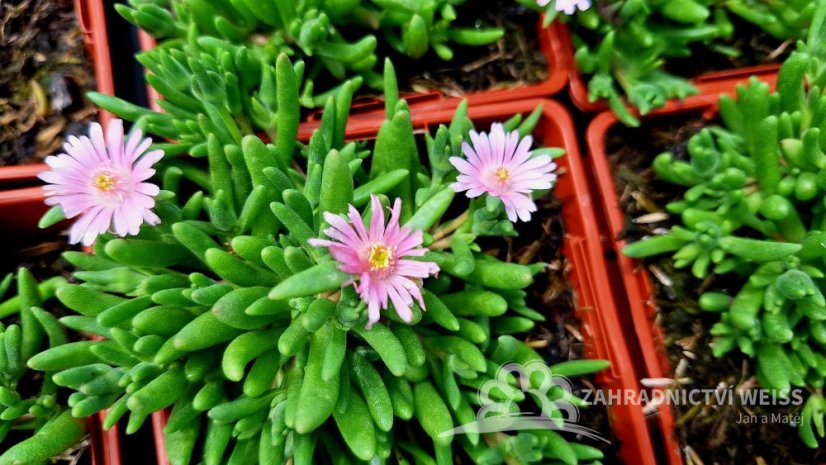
[[114, 0, 504, 108], [727, 0, 817, 40], [21, 55, 609, 464], [623, 5, 826, 447], [0, 270, 92, 465], [559, 0, 819, 126]]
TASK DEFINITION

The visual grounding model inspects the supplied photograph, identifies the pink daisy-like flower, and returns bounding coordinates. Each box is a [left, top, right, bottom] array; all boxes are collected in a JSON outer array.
[[38, 119, 163, 245], [309, 195, 440, 328], [449, 123, 557, 222], [537, 0, 591, 15]]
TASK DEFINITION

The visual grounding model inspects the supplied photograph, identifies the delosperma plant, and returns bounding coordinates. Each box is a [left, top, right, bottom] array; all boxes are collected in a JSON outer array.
[[88, 45, 310, 157], [0, 56, 611, 464], [0, 270, 93, 464], [114, 0, 503, 108], [553, 0, 818, 126], [623, 8, 826, 447]]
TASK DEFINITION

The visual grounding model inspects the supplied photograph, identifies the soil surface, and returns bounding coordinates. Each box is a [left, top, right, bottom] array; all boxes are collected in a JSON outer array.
[[0, 237, 73, 280], [370, 0, 548, 97], [607, 114, 826, 465], [477, 193, 621, 464], [0, 0, 97, 166]]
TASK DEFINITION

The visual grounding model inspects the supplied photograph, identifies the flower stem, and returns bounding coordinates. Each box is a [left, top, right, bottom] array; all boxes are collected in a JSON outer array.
[[432, 210, 469, 241]]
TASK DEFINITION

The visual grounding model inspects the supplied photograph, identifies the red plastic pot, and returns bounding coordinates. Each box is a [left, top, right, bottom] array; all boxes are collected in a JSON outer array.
[[88, 413, 123, 465], [72, 0, 114, 125], [137, 31, 163, 112], [153, 98, 659, 464], [151, 411, 171, 465], [0, 0, 113, 186], [586, 92, 738, 465], [0, 187, 57, 237], [554, 21, 780, 114]]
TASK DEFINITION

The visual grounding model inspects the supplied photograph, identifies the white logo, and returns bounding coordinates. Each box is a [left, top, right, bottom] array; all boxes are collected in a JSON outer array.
[[439, 361, 608, 442]]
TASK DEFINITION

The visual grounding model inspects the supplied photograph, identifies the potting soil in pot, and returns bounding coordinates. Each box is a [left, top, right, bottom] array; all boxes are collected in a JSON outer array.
[[0, 0, 97, 166], [365, 0, 548, 97]]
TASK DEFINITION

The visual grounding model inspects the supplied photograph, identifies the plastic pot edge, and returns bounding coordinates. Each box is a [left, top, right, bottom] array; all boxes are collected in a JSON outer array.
[[584, 93, 744, 465]]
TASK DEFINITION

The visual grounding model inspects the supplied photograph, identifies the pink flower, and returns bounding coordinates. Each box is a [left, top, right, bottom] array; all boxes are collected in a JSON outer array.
[[449, 123, 557, 222], [309, 195, 439, 328], [38, 119, 163, 245], [537, 0, 591, 15]]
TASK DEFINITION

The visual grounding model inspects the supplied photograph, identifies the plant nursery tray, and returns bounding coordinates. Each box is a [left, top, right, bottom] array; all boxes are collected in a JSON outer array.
[[151, 98, 661, 465], [586, 95, 720, 465]]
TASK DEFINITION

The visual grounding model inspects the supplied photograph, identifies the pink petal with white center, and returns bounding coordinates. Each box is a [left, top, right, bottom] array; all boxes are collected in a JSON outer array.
[[39, 118, 163, 245], [449, 122, 558, 222], [310, 195, 440, 329]]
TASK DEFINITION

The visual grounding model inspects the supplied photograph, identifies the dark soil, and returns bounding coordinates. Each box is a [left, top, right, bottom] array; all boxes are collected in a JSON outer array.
[[119, 421, 159, 465], [0, 0, 97, 166], [477, 193, 621, 464], [372, 0, 548, 97], [0, 237, 73, 281], [606, 114, 826, 465]]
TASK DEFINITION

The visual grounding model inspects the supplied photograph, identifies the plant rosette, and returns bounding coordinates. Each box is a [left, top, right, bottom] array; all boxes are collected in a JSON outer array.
[[138, 97, 664, 465], [557, 21, 781, 117], [113, 0, 568, 131]]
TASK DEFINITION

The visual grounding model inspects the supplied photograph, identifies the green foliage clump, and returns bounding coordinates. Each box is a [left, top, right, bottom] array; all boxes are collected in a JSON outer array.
[[115, 0, 503, 108], [18, 56, 609, 464], [556, 0, 819, 126], [623, 7, 826, 447], [0, 271, 90, 465]]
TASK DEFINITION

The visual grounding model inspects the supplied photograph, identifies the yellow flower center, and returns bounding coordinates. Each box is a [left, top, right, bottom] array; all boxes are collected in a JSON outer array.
[[94, 174, 117, 192], [367, 244, 393, 270], [495, 167, 510, 183]]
